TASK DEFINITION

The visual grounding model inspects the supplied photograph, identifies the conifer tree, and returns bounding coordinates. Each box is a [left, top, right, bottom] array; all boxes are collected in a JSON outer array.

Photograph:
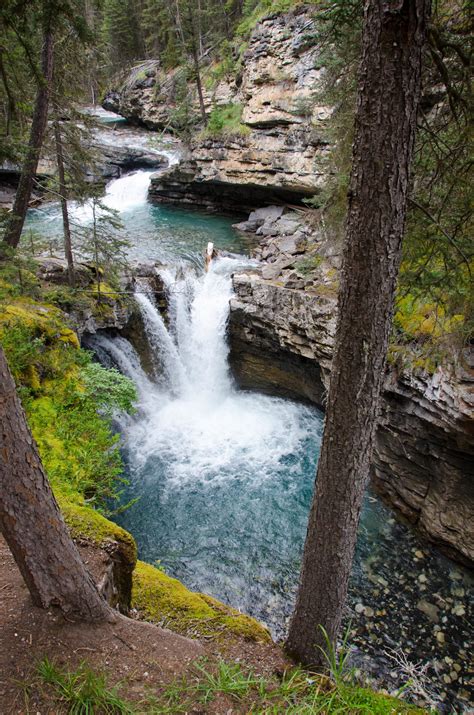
[[101, 0, 143, 71], [0, 344, 114, 622], [2, 16, 54, 250], [286, 0, 430, 667]]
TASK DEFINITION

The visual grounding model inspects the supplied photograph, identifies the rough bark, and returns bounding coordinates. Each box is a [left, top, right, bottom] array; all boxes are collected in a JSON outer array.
[[53, 118, 75, 287], [0, 345, 114, 621], [286, 0, 430, 666], [185, 4, 207, 125], [0, 49, 17, 135], [3, 26, 54, 249]]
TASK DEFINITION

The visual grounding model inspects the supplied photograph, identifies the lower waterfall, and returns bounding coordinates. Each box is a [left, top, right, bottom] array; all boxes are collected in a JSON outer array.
[[84, 245, 473, 714], [91, 257, 320, 489]]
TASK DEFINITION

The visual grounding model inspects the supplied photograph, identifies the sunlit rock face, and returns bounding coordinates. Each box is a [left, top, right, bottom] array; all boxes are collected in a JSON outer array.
[[105, 6, 332, 208]]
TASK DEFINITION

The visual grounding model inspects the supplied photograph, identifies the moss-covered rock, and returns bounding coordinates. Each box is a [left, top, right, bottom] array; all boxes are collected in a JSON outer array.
[[132, 560, 271, 643], [60, 500, 137, 613], [60, 500, 137, 569]]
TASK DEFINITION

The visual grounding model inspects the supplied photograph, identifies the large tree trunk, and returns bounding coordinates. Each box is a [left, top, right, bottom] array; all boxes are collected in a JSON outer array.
[[0, 49, 17, 135], [3, 26, 54, 250], [286, 0, 430, 666], [53, 118, 75, 287], [0, 346, 113, 621]]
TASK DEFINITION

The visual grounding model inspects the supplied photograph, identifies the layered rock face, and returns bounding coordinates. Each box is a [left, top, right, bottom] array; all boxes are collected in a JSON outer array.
[[102, 6, 474, 567], [229, 208, 474, 567], [375, 364, 474, 567], [105, 7, 331, 209], [103, 60, 179, 130]]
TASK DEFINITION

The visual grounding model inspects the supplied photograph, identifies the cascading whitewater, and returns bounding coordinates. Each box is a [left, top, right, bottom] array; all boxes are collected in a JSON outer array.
[[134, 286, 187, 395], [98, 257, 318, 486], [88, 221, 472, 699]]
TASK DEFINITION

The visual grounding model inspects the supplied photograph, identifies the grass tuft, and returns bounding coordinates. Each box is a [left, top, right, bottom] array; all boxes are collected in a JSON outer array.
[[36, 658, 133, 714]]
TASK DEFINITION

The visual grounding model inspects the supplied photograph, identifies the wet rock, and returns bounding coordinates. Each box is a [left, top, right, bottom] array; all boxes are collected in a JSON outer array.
[[417, 600, 440, 623]]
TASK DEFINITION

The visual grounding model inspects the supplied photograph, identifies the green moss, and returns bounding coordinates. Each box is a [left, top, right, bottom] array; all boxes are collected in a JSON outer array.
[[394, 295, 464, 341], [0, 291, 136, 509], [60, 500, 137, 568], [200, 594, 272, 642], [132, 561, 271, 643], [295, 253, 323, 276]]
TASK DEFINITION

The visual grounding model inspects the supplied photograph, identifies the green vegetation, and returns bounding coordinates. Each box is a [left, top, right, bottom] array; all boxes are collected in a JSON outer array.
[[60, 502, 137, 567], [33, 656, 426, 714], [204, 103, 249, 137], [301, 0, 473, 372], [0, 263, 136, 512], [35, 658, 133, 714], [236, 0, 305, 40], [0, 256, 272, 645], [132, 560, 270, 641], [295, 253, 323, 276]]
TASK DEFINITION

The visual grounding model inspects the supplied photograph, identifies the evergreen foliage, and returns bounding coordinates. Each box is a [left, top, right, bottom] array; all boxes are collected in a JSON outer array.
[[1, 0, 471, 359], [303, 0, 473, 364]]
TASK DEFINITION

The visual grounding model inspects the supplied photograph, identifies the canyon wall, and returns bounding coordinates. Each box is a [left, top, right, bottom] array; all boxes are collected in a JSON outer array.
[[104, 7, 474, 567], [228, 209, 474, 567]]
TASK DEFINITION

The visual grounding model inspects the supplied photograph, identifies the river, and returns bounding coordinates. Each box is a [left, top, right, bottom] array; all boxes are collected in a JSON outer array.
[[24, 111, 473, 712]]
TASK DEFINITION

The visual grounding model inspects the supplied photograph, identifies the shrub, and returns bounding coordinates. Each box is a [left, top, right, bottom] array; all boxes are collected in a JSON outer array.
[[205, 103, 249, 137]]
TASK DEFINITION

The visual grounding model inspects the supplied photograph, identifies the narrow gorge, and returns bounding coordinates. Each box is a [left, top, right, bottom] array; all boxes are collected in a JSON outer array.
[[25, 107, 473, 706], [1, 2, 472, 712]]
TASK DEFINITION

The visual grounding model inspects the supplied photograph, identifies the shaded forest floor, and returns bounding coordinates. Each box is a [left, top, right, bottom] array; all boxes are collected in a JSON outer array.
[[0, 537, 427, 714], [0, 536, 287, 714]]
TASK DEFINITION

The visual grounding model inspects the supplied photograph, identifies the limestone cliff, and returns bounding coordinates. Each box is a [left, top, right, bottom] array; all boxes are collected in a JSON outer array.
[[105, 6, 331, 209], [101, 5, 474, 568]]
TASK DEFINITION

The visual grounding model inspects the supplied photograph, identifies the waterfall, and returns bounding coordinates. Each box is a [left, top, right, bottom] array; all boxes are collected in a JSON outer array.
[[102, 170, 155, 213], [70, 169, 156, 223], [103, 256, 315, 485], [134, 287, 187, 395], [93, 255, 313, 487], [133, 259, 246, 402], [84, 334, 158, 423], [85, 334, 152, 395]]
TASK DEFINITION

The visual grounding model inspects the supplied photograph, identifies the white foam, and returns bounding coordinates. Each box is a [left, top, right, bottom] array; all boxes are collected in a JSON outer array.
[[118, 257, 319, 487]]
